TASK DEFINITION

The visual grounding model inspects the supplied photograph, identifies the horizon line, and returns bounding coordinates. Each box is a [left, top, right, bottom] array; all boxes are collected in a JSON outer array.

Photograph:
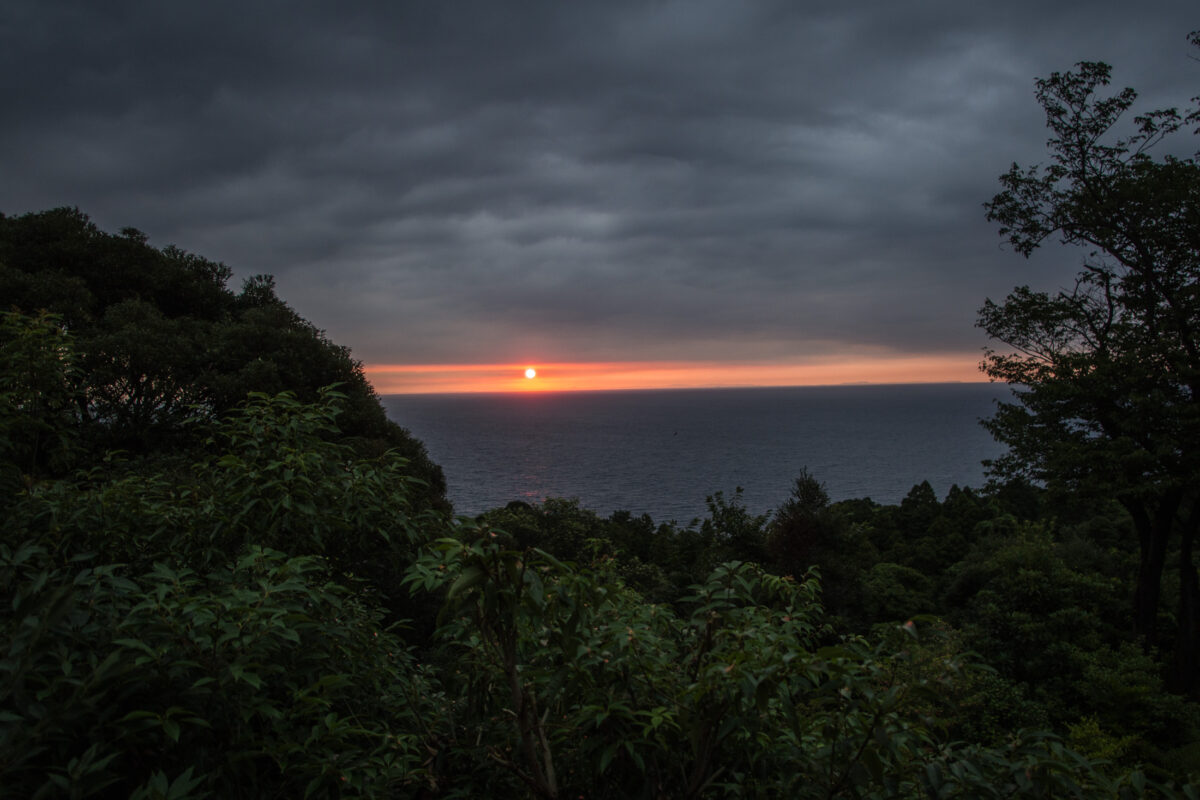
[[376, 378, 994, 397]]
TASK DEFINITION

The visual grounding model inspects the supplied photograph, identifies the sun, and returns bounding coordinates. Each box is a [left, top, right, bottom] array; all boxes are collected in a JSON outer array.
[[524, 367, 537, 379]]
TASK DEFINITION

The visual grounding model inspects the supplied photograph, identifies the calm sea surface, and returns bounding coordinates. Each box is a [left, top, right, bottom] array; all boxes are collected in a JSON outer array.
[[382, 383, 1011, 523]]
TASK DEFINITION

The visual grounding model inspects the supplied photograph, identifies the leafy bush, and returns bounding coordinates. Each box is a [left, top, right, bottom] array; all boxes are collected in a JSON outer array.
[[2, 372, 450, 797], [1, 542, 442, 798], [7, 387, 439, 621], [404, 530, 1137, 798]]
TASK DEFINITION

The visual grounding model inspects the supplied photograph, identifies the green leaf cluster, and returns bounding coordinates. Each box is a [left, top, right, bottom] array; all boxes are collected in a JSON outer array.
[[403, 530, 1144, 797], [2, 542, 440, 798]]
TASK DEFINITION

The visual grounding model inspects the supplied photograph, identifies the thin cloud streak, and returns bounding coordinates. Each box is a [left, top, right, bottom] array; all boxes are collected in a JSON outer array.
[[364, 355, 987, 394]]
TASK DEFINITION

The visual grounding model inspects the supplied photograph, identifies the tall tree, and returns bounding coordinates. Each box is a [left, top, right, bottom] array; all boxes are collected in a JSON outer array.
[[978, 35, 1200, 690]]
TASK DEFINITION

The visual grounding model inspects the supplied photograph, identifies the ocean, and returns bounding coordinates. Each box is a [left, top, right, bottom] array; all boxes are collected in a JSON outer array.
[[382, 383, 1011, 523]]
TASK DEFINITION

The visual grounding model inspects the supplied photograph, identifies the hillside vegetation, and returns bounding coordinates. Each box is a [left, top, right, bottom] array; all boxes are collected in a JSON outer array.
[[4, 39, 1200, 799], [1, 230, 1196, 797]]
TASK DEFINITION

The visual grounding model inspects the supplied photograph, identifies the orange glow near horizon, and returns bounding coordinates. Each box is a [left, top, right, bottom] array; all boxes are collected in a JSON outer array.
[[363, 355, 987, 395]]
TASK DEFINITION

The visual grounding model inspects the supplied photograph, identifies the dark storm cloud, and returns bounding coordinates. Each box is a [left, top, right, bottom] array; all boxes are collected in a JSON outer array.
[[1, 1, 1196, 367]]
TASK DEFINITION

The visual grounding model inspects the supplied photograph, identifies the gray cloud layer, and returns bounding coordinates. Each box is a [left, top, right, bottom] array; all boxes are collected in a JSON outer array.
[[2, 1, 1196, 367]]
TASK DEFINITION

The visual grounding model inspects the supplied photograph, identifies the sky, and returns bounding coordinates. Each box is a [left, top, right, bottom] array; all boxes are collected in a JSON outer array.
[[1, 2, 1196, 393]]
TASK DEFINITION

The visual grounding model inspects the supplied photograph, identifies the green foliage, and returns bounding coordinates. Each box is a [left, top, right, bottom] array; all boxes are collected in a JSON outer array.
[[1, 367, 1190, 795], [1068, 716, 1138, 769], [0, 208, 447, 509], [476, 492, 778, 604], [861, 562, 935, 621], [766, 470, 833, 576], [0, 311, 79, 494], [8, 389, 437, 618], [947, 524, 1124, 704], [198, 389, 437, 597], [768, 471, 874, 620], [476, 498, 677, 602], [698, 488, 770, 567], [0, 376, 455, 797], [5, 203, 1200, 796], [404, 528, 1135, 797], [1, 541, 440, 798], [1074, 643, 1200, 774]]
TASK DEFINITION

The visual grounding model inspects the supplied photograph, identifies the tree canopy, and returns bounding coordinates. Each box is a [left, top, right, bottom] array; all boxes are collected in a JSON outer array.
[[5, 308, 1168, 796], [0, 207, 446, 509]]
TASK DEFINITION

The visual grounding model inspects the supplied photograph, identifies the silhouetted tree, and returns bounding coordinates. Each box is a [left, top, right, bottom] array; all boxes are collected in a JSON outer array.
[[979, 37, 1200, 689], [767, 469, 872, 618]]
